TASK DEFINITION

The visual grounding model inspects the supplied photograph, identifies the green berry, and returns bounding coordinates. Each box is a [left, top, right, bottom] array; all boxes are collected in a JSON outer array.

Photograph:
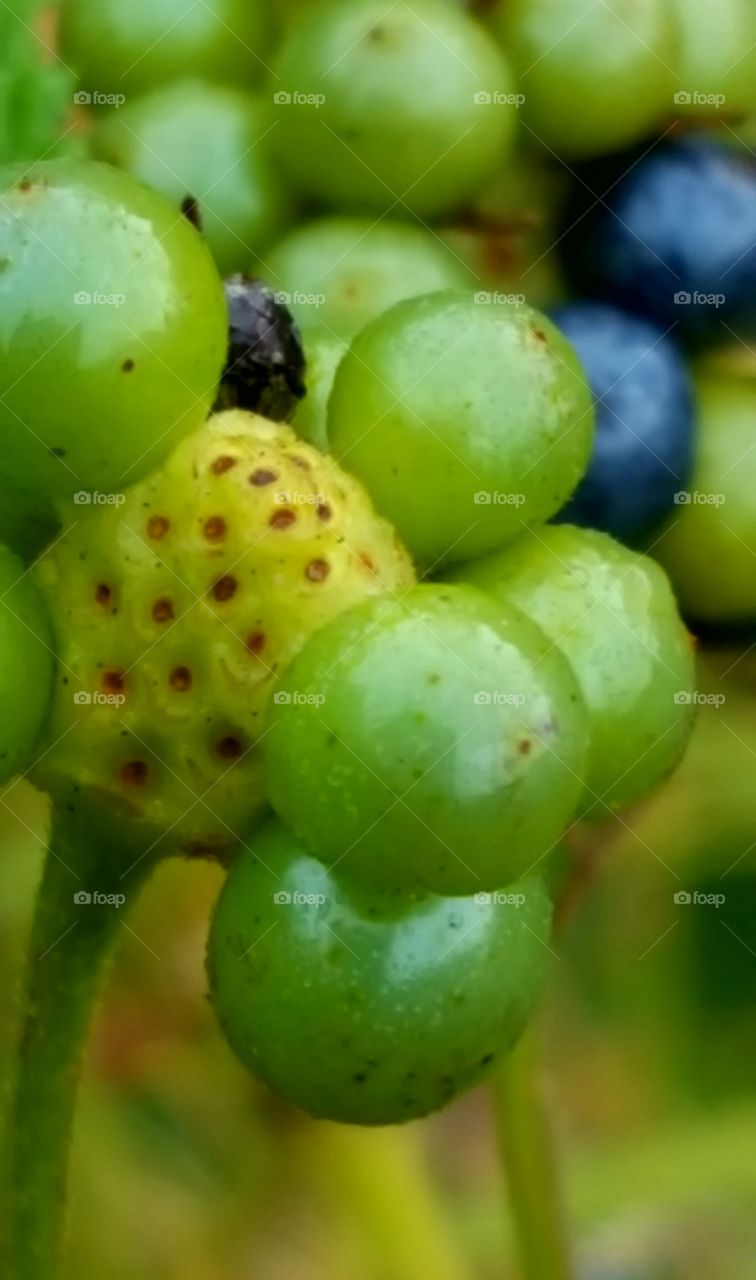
[[263, 584, 589, 895], [33, 411, 415, 853], [452, 525, 696, 814], [0, 545, 55, 784], [92, 82, 284, 275], [264, 217, 471, 338], [671, 0, 756, 118], [270, 0, 517, 217], [59, 0, 272, 98], [207, 819, 554, 1124], [327, 291, 594, 568], [0, 160, 227, 528], [495, 0, 678, 158], [292, 330, 347, 454], [654, 374, 756, 624]]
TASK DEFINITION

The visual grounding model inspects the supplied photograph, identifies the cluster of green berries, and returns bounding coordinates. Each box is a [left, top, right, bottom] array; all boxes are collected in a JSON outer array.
[[0, 158, 696, 1126]]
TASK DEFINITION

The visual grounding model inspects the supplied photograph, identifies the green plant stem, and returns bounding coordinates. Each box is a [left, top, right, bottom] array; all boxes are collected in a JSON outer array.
[[492, 1028, 574, 1280], [3, 791, 160, 1280], [297, 1122, 473, 1280]]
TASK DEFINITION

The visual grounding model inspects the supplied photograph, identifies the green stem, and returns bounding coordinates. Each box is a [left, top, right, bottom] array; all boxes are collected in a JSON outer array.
[[297, 1122, 472, 1280], [3, 791, 160, 1280], [492, 1028, 574, 1280]]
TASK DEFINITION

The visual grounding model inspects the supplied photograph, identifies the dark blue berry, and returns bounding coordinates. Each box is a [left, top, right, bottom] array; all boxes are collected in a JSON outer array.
[[562, 139, 756, 342], [552, 302, 694, 541]]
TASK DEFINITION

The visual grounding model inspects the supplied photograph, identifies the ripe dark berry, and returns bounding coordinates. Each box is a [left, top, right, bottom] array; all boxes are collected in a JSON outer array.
[[215, 276, 306, 422]]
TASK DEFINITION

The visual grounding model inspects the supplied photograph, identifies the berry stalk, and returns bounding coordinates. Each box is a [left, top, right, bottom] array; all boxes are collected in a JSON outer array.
[[296, 1122, 473, 1280], [492, 1028, 574, 1280], [3, 790, 161, 1280]]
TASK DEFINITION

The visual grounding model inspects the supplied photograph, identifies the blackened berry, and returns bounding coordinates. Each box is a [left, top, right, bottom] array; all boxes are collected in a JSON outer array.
[[215, 276, 306, 422]]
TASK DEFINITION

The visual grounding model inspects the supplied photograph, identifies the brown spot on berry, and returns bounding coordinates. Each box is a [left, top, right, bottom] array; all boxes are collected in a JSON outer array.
[[518, 738, 532, 756], [317, 502, 332, 522], [152, 597, 174, 623], [270, 508, 296, 530], [533, 328, 547, 343], [147, 515, 170, 540], [211, 455, 236, 475], [211, 575, 237, 602], [120, 760, 148, 787], [359, 551, 377, 572], [250, 468, 277, 486], [246, 631, 266, 655], [102, 669, 125, 696], [95, 583, 112, 606], [203, 515, 226, 541], [216, 735, 243, 759], [121, 358, 135, 373], [170, 666, 192, 691], [291, 455, 310, 470], [18, 176, 32, 193], [306, 558, 330, 582]]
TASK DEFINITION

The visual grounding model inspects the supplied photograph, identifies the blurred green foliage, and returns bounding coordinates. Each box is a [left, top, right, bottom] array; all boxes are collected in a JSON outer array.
[[0, 2, 75, 165]]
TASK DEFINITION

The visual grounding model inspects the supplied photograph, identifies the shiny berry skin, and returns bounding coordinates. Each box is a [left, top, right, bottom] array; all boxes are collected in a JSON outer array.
[[207, 820, 554, 1124], [327, 291, 594, 568], [263, 584, 589, 896], [453, 525, 696, 814], [551, 302, 695, 541], [215, 277, 306, 422], [0, 160, 227, 525]]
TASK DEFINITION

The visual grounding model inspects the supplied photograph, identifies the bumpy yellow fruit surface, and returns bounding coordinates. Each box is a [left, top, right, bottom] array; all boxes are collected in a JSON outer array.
[[34, 411, 415, 854]]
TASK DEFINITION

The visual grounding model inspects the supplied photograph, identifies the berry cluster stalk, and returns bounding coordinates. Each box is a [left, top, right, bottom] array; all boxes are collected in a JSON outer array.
[[2, 793, 159, 1280], [492, 1027, 574, 1280]]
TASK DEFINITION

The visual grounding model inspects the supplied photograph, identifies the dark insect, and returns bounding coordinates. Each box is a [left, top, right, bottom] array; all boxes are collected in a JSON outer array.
[[214, 276, 307, 423]]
